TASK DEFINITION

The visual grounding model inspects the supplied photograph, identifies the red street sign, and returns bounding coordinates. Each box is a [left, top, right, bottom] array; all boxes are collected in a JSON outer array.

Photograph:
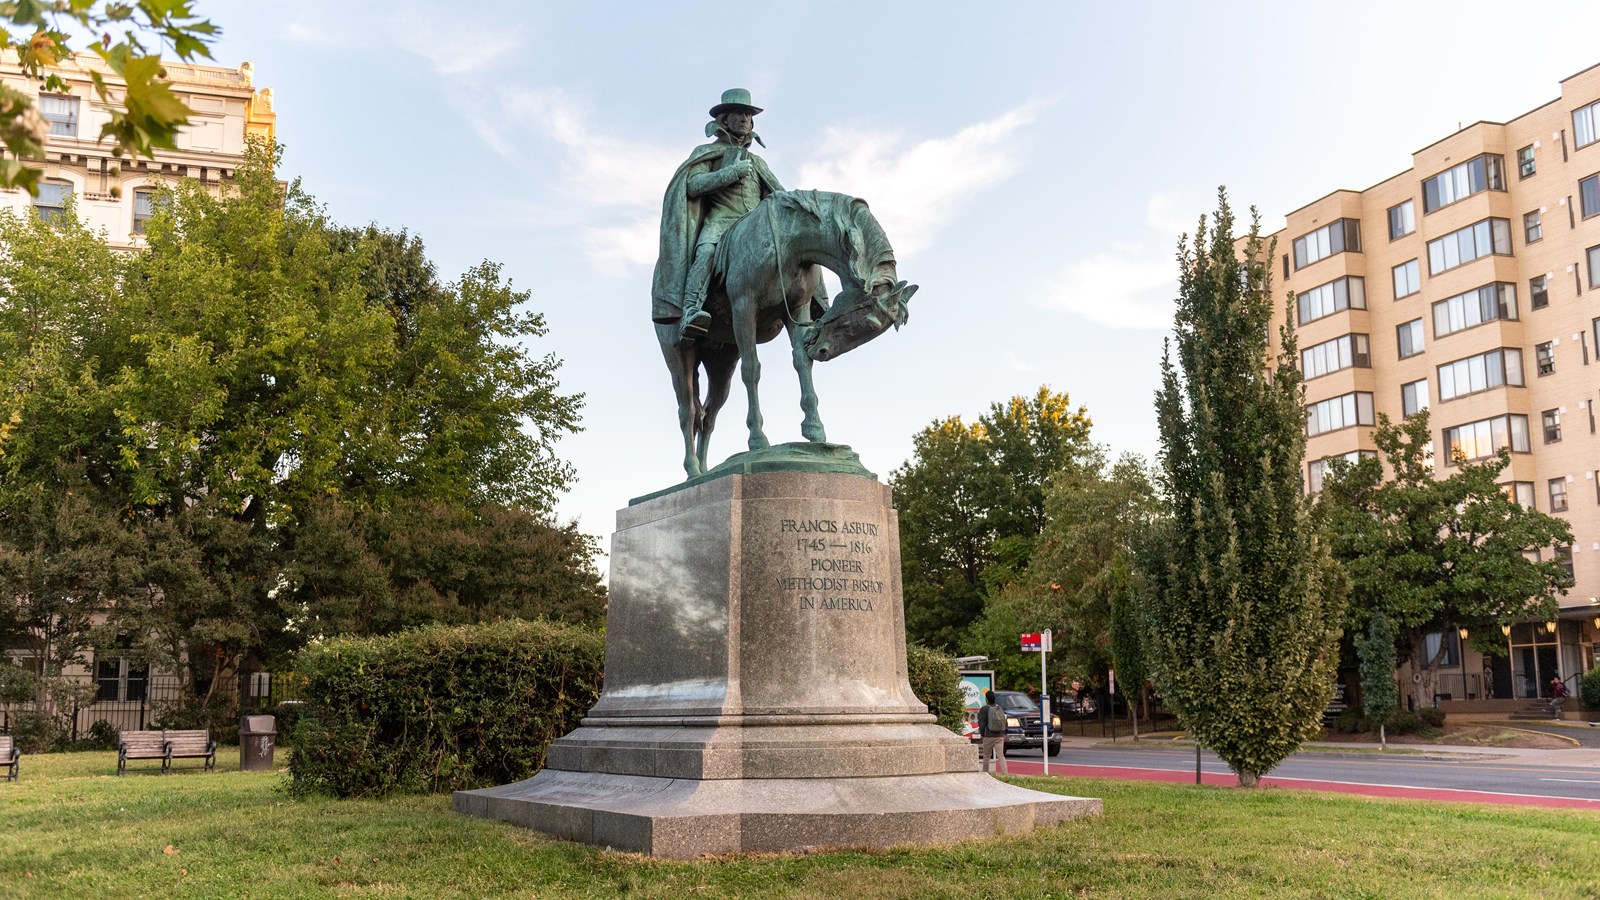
[[1020, 632, 1044, 652]]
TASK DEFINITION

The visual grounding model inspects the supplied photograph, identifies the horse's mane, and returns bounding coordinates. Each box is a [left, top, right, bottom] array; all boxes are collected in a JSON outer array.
[[766, 190, 896, 277]]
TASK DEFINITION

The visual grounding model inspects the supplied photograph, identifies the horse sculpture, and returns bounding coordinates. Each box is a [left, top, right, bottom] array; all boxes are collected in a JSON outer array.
[[657, 190, 915, 478]]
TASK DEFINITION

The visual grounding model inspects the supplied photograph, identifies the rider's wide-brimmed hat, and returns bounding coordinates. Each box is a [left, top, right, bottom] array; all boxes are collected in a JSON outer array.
[[709, 88, 763, 117]]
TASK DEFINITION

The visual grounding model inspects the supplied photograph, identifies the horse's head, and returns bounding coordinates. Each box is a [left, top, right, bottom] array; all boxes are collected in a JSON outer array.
[[803, 279, 916, 362]]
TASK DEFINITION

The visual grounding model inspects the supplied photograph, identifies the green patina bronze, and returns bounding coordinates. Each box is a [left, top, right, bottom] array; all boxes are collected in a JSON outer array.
[[629, 442, 876, 505], [652, 89, 917, 481]]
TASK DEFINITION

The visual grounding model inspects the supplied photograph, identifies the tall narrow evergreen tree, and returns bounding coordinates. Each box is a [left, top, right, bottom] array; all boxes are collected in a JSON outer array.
[[1143, 190, 1346, 787]]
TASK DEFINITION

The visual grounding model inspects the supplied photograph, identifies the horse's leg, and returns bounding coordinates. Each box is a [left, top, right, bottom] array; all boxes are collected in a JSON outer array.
[[732, 294, 768, 450], [698, 347, 737, 469], [786, 317, 825, 443], [659, 339, 702, 477]]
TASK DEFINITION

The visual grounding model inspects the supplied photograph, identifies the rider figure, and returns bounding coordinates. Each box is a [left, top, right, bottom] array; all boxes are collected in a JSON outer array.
[[652, 88, 786, 345]]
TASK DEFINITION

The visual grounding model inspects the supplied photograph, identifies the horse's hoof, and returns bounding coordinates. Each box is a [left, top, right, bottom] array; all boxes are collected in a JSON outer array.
[[802, 426, 826, 443], [749, 437, 770, 451]]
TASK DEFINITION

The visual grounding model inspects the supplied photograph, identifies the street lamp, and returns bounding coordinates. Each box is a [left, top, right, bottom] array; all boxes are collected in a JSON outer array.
[[1500, 624, 1512, 637], [1457, 626, 1469, 640], [1546, 620, 1558, 634]]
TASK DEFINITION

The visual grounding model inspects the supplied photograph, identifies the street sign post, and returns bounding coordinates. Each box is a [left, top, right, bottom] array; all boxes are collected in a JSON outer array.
[[1020, 629, 1053, 774]]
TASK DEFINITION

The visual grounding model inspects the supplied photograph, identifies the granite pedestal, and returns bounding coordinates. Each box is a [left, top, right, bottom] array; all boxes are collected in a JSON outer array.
[[454, 450, 1099, 856]]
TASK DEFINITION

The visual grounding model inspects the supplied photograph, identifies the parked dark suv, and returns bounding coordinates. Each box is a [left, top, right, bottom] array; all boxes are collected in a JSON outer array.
[[991, 690, 1063, 757]]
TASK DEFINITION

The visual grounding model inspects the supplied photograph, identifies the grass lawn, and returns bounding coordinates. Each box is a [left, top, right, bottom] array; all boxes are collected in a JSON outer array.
[[3, 750, 1598, 899]]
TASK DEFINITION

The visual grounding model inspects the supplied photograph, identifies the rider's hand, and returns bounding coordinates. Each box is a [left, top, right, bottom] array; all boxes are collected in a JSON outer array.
[[727, 159, 754, 180]]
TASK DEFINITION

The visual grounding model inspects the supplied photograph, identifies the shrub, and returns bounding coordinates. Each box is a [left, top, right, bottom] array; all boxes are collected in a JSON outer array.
[[1331, 706, 1443, 736], [288, 618, 603, 798], [905, 643, 966, 733], [1415, 707, 1446, 729], [1332, 707, 1369, 734], [84, 719, 119, 750], [1581, 668, 1600, 710], [8, 710, 62, 753], [152, 691, 241, 745]]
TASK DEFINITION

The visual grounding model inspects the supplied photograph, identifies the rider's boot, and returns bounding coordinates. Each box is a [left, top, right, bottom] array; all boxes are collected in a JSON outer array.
[[679, 294, 711, 344], [678, 250, 715, 344]]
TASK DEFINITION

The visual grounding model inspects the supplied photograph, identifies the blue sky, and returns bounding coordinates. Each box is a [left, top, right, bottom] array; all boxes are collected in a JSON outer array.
[[203, 1, 1600, 550]]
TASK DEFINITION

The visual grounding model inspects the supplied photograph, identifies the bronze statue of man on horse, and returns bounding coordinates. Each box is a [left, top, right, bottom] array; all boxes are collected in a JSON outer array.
[[650, 89, 916, 479]]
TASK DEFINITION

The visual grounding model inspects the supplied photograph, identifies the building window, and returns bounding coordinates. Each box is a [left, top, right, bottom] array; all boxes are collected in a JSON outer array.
[[1388, 200, 1416, 240], [1428, 218, 1511, 275], [1555, 544, 1575, 578], [1419, 631, 1462, 668], [1504, 481, 1535, 508], [1536, 341, 1555, 376], [32, 180, 71, 222], [1301, 333, 1371, 380], [1549, 478, 1569, 512], [1432, 282, 1517, 338], [1518, 145, 1536, 178], [94, 656, 149, 702], [1306, 391, 1375, 437], [1293, 219, 1361, 270], [1396, 319, 1425, 359], [1582, 175, 1600, 219], [1422, 154, 1505, 213], [40, 94, 78, 137], [1307, 450, 1377, 493], [1530, 274, 1549, 310], [1442, 414, 1530, 464], [1437, 348, 1524, 402], [1393, 259, 1421, 299], [1401, 379, 1429, 418], [1574, 99, 1600, 150], [1543, 408, 1562, 444], [1524, 209, 1543, 243], [1296, 276, 1366, 325], [133, 189, 157, 234], [1590, 246, 1600, 289]]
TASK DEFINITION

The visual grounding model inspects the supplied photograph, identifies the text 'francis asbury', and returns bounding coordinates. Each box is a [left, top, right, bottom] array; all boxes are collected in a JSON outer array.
[[778, 518, 880, 536]]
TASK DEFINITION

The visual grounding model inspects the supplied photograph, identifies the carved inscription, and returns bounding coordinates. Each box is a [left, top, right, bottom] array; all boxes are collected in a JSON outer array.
[[776, 517, 882, 613]]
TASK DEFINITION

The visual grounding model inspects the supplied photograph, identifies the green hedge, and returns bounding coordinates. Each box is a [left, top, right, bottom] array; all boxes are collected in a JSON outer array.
[[1582, 668, 1600, 710], [906, 643, 966, 732], [287, 619, 603, 798]]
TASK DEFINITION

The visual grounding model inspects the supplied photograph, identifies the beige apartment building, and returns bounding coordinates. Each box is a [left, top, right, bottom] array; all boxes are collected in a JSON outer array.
[[0, 52, 275, 249], [1266, 63, 1600, 710]]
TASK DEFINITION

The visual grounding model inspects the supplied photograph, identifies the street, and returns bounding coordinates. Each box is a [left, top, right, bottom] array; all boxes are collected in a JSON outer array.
[[997, 738, 1600, 810]]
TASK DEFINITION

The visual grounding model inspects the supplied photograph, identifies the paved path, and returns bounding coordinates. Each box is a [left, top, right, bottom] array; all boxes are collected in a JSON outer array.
[[996, 736, 1600, 811]]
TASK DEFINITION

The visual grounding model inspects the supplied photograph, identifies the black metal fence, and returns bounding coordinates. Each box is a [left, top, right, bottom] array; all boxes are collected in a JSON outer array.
[[1, 670, 304, 741]]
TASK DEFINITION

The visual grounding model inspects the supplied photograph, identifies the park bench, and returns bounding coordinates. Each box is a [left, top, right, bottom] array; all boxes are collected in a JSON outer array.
[[117, 729, 216, 775], [1, 734, 17, 781]]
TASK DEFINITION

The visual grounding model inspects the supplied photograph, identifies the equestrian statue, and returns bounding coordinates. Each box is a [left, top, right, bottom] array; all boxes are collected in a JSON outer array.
[[652, 88, 915, 478]]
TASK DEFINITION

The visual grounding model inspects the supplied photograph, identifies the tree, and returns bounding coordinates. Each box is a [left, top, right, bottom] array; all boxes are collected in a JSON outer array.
[[891, 387, 1093, 650], [0, 2, 219, 193], [286, 497, 606, 639], [1142, 190, 1346, 787], [1358, 611, 1398, 748], [1318, 410, 1573, 710], [968, 453, 1157, 695], [0, 142, 595, 695]]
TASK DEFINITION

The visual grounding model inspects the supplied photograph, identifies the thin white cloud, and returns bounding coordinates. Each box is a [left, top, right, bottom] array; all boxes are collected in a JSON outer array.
[[793, 104, 1039, 258], [1003, 350, 1038, 373], [582, 214, 660, 272], [1042, 239, 1175, 331], [499, 89, 681, 208], [390, 16, 522, 76], [281, 22, 340, 47], [1145, 191, 1209, 241]]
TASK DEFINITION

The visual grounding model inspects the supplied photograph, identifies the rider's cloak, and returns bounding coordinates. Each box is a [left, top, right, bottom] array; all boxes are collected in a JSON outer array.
[[651, 138, 784, 324]]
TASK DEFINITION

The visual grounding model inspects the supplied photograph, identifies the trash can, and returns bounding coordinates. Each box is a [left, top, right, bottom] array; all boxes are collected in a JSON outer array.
[[239, 715, 276, 771]]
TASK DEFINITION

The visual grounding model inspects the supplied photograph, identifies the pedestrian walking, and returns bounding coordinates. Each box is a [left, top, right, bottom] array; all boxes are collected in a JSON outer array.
[[978, 690, 1008, 775]]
